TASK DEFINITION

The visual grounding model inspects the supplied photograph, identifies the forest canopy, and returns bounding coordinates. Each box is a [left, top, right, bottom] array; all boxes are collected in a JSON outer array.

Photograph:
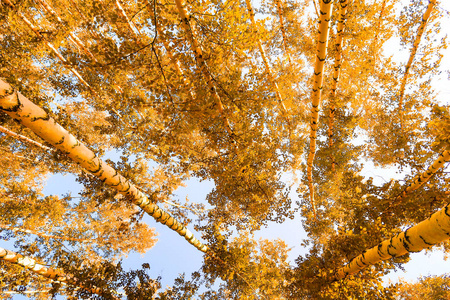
[[0, 0, 450, 298]]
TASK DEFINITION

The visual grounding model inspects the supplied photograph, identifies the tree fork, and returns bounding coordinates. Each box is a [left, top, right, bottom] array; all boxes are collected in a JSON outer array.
[[0, 79, 208, 253], [306, 0, 333, 219]]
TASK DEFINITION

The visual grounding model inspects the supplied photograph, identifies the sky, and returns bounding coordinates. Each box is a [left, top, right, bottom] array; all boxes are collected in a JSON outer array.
[[36, 171, 305, 293]]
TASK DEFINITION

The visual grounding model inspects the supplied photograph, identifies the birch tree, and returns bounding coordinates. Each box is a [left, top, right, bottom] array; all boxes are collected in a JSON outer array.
[[327, 0, 348, 174], [334, 203, 450, 279], [306, 0, 333, 219], [0, 247, 111, 297], [0, 79, 208, 252]]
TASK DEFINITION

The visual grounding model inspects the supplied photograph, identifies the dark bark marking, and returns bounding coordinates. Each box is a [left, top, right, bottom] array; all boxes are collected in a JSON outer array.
[[90, 159, 103, 174], [0, 89, 22, 112], [419, 235, 433, 246], [31, 112, 50, 122], [54, 136, 65, 145]]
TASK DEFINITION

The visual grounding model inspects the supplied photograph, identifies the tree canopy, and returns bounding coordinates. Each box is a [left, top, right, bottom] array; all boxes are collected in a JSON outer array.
[[0, 0, 449, 298]]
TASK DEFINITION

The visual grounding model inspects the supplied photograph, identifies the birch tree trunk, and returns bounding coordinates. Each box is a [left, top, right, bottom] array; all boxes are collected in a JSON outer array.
[[0, 125, 53, 152], [0, 79, 208, 253], [398, 0, 436, 114], [35, 0, 98, 62], [245, 0, 289, 121], [327, 0, 348, 174], [384, 149, 450, 212], [335, 202, 450, 280], [274, 0, 292, 65], [306, 0, 333, 219], [174, 0, 234, 136], [0, 247, 112, 297]]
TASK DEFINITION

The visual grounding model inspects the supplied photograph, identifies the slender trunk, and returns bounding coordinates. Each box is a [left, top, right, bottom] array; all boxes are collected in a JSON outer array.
[[67, 0, 103, 41], [384, 149, 450, 213], [370, 0, 388, 68], [67, 0, 88, 23], [1, 290, 52, 295], [334, 202, 450, 280], [0, 125, 53, 152], [327, 0, 348, 174], [274, 0, 292, 65], [0, 247, 111, 297], [0, 80, 208, 253], [312, 0, 320, 18], [35, 0, 98, 62], [157, 27, 197, 102], [0, 146, 35, 162], [306, 0, 333, 219], [115, 0, 141, 38], [173, 0, 234, 136], [5, 0, 147, 143], [245, 0, 289, 122], [0, 223, 88, 243], [398, 0, 435, 119], [144, 0, 197, 104], [3, 0, 90, 87]]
